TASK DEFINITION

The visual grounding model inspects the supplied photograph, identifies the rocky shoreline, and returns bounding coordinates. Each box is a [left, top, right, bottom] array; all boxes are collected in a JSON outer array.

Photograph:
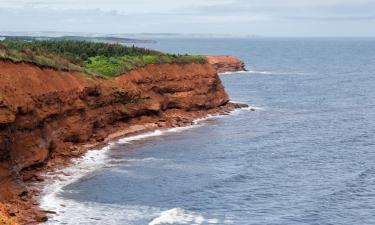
[[0, 56, 246, 224], [37, 102, 248, 223]]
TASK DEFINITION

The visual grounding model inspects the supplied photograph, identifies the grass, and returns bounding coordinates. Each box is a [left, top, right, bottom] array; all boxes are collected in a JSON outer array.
[[85, 54, 207, 77], [0, 39, 207, 78]]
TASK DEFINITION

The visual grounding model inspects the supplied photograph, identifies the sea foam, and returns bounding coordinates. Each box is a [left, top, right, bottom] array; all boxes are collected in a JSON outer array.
[[219, 70, 248, 75], [220, 70, 312, 76], [148, 208, 219, 225]]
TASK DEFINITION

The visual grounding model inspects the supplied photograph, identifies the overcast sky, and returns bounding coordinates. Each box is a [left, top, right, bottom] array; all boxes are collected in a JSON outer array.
[[0, 0, 374, 37]]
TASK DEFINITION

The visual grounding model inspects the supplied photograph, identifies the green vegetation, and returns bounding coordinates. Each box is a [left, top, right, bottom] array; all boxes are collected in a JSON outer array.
[[0, 39, 207, 78]]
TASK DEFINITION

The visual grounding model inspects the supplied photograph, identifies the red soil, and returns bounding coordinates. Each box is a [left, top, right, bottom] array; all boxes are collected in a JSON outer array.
[[206, 55, 246, 73], [0, 59, 245, 224]]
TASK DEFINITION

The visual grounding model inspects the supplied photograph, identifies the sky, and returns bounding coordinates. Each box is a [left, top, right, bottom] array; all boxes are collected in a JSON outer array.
[[0, 0, 374, 37]]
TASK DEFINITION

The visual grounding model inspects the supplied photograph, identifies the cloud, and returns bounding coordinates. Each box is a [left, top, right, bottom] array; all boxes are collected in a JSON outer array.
[[187, 0, 375, 19], [0, 0, 374, 36], [284, 15, 375, 21]]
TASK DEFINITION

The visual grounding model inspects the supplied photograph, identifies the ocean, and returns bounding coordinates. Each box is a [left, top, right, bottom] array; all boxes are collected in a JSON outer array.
[[42, 38, 375, 225]]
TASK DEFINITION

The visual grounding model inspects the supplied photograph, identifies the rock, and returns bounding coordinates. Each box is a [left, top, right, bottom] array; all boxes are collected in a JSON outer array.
[[35, 175, 45, 182], [157, 122, 167, 127], [206, 55, 246, 73], [96, 136, 105, 142], [42, 210, 57, 214], [234, 103, 249, 109], [34, 212, 48, 222]]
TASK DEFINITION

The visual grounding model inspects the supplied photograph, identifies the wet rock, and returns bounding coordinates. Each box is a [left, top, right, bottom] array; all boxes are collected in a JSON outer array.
[[34, 212, 48, 222], [42, 210, 57, 215], [234, 103, 249, 109]]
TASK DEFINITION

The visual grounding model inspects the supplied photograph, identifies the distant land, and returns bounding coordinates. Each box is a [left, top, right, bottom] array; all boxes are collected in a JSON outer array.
[[0, 34, 156, 44], [0, 31, 262, 42]]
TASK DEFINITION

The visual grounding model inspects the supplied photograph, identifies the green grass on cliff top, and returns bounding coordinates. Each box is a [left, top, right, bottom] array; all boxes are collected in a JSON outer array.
[[0, 39, 207, 78]]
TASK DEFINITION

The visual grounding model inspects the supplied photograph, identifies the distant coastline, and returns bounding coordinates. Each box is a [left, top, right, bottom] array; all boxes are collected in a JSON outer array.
[[0, 35, 156, 44]]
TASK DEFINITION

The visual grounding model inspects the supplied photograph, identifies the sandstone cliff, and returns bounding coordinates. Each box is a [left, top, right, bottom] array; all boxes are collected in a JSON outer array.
[[206, 55, 246, 73], [0, 60, 238, 223]]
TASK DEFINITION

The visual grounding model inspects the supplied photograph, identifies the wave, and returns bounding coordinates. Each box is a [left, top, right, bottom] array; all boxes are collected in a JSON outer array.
[[117, 124, 207, 145], [110, 157, 164, 164], [44, 201, 162, 225], [40, 146, 113, 219], [221, 70, 312, 76], [117, 130, 164, 144], [219, 71, 248, 75], [149, 208, 219, 225], [44, 203, 224, 225]]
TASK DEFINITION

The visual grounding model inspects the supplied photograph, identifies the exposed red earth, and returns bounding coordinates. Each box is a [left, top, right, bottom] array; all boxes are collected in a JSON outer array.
[[206, 55, 246, 73], [0, 56, 245, 224]]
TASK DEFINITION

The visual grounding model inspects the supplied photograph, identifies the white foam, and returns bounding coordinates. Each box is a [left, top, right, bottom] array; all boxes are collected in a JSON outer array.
[[232, 101, 266, 111], [44, 203, 224, 225], [247, 70, 276, 75], [40, 144, 114, 217], [44, 201, 162, 225], [244, 105, 264, 111], [149, 208, 219, 225], [220, 70, 311, 76], [246, 70, 312, 75], [112, 157, 164, 163], [219, 70, 248, 75], [118, 130, 164, 144], [117, 125, 204, 145]]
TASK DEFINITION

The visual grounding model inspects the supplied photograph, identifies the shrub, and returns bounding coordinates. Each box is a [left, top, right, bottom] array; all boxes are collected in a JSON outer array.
[[0, 39, 208, 78]]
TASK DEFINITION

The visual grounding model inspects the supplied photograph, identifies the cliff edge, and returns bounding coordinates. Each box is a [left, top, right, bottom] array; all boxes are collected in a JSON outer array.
[[206, 55, 246, 73], [0, 59, 244, 224]]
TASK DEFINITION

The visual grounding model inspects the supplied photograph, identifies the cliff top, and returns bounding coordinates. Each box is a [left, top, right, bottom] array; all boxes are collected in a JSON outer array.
[[0, 39, 207, 78]]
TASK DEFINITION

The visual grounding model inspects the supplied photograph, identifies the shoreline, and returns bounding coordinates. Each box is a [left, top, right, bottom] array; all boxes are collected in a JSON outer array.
[[39, 104, 251, 223], [25, 102, 250, 223]]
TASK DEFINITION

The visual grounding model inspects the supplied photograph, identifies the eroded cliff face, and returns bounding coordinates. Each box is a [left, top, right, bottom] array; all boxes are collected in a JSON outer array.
[[206, 55, 246, 73], [0, 60, 232, 223]]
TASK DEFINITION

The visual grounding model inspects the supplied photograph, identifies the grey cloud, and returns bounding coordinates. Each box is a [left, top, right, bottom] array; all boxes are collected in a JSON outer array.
[[0, 0, 374, 36], [181, 0, 375, 20], [284, 15, 375, 21]]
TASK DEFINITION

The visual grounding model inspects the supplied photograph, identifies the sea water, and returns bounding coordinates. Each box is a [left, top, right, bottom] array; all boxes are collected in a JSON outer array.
[[42, 38, 375, 225]]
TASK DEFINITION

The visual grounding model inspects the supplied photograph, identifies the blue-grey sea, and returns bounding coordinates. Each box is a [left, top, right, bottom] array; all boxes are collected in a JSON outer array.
[[43, 38, 375, 225]]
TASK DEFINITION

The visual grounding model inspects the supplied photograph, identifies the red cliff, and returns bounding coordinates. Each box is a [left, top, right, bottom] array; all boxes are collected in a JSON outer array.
[[206, 55, 246, 73], [0, 60, 242, 223]]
